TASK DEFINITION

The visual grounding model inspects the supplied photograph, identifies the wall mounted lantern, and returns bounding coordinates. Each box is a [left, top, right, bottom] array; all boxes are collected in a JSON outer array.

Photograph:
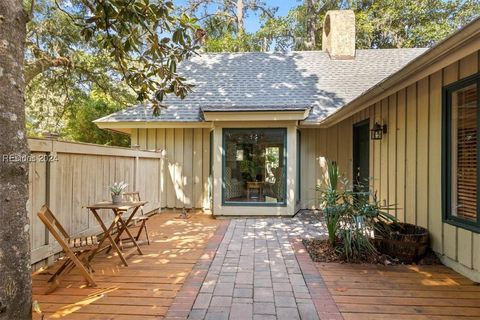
[[370, 122, 387, 140]]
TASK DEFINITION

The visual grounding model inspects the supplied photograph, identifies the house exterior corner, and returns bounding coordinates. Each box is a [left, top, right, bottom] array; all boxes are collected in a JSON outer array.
[[298, 31, 480, 282]]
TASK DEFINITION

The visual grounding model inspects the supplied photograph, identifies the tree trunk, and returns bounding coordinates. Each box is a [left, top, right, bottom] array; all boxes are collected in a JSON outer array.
[[0, 1, 32, 319], [306, 0, 317, 49], [262, 37, 268, 52], [236, 0, 244, 33]]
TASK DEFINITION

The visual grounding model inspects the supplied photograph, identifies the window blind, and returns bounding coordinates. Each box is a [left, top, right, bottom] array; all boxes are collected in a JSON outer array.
[[453, 85, 477, 221]]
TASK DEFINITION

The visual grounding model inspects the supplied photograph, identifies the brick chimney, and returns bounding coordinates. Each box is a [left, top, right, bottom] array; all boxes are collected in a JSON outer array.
[[322, 10, 356, 60]]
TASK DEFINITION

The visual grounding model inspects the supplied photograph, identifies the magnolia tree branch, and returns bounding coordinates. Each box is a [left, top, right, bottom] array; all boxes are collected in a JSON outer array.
[[24, 55, 72, 85]]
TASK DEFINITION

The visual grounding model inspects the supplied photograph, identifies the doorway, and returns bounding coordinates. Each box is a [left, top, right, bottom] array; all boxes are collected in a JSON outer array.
[[353, 120, 370, 193]]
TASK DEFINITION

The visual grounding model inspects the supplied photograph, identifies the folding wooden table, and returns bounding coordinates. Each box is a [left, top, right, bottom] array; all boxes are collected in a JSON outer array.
[[86, 201, 147, 266]]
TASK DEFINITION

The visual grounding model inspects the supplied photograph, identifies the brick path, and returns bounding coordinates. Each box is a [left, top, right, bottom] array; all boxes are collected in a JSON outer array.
[[167, 217, 340, 320]]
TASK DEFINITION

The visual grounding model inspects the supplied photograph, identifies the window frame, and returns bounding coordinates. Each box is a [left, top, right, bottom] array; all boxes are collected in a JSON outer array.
[[442, 72, 480, 233], [221, 127, 288, 207], [296, 129, 301, 204]]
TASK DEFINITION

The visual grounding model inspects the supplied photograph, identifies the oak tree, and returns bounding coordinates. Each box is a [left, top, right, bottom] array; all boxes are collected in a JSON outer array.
[[0, 1, 200, 318]]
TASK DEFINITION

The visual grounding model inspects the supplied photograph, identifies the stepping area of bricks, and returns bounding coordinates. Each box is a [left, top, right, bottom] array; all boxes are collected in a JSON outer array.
[[167, 214, 341, 320]]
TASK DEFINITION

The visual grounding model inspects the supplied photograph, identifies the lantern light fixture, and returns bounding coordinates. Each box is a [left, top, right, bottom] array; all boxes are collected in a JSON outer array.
[[370, 122, 387, 140]]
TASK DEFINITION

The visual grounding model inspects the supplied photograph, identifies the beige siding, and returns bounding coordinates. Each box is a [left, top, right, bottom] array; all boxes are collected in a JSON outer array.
[[300, 49, 480, 281], [380, 98, 389, 209], [174, 128, 184, 208], [396, 89, 407, 222], [417, 77, 429, 229], [156, 128, 167, 208], [137, 127, 211, 210], [193, 129, 204, 208], [387, 94, 397, 218], [202, 129, 211, 209], [429, 70, 443, 253], [184, 128, 194, 208], [475, 233, 480, 272], [373, 103, 381, 201], [405, 84, 417, 225], [165, 128, 176, 208], [300, 129, 327, 208], [306, 129, 318, 208]]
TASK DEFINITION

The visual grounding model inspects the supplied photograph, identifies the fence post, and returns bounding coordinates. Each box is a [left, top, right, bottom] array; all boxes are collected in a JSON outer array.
[[159, 150, 166, 211], [133, 145, 140, 192], [46, 137, 58, 266]]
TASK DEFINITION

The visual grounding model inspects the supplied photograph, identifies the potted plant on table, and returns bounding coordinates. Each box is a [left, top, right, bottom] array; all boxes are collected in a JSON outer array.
[[240, 159, 260, 182], [109, 181, 128, 204]]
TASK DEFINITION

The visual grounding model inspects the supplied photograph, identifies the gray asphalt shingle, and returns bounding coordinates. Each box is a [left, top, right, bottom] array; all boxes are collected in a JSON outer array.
[[95, 48, 427, 124]]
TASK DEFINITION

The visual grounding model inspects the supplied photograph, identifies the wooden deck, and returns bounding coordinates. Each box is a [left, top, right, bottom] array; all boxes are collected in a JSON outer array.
[[316, 262, 480, 320], [32, 211, 220, 319]]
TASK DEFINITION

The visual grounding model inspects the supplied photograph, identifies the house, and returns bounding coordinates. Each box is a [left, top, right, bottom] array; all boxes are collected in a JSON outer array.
[[95, 11, 480, 281]]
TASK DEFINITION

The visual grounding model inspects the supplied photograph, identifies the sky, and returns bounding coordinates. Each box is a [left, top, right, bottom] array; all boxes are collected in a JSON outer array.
[[174, 0, 300, 33]]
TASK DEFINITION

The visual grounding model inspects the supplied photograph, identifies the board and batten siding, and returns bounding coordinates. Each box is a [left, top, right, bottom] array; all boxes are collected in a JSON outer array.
[[131, 128, 211, 210], [300, 50, 480, 281]]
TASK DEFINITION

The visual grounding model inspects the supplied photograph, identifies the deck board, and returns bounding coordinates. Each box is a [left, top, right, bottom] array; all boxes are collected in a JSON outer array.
[[316, 262, 480, 319], [32, 211, 220, 319]]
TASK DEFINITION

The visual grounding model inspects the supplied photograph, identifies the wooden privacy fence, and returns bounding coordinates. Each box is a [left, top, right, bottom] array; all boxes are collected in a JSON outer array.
[[27, 138, 164, 265]]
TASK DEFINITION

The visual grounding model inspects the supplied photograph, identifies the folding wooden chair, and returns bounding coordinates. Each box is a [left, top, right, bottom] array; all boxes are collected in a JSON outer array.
[[37, 205, 98, 293], [120, 192, 154, 245]]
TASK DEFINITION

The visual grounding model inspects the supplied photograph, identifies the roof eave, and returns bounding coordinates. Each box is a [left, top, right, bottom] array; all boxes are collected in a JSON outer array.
[[94, 120, 213, 130], [203, 109, 310, 121]]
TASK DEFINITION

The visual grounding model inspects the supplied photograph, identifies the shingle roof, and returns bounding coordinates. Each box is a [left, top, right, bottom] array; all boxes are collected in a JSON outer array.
[[95, 48, 427, 123]]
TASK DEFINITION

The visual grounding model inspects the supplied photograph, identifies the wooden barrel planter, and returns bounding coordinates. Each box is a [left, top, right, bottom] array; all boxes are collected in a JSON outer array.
[[374, 222, 429, 263]]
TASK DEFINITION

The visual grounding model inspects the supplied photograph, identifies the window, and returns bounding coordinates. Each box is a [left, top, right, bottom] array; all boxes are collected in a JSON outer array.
[[444, 73, 480, 231], [222, 128, 286, 206]]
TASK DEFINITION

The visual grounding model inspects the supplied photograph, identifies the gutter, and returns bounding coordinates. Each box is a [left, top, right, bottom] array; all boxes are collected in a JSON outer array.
[[302, 17, 480, 128]]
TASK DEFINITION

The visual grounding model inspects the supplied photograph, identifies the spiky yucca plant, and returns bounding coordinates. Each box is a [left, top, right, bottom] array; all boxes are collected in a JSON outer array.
[[317, 161, 396, 261]]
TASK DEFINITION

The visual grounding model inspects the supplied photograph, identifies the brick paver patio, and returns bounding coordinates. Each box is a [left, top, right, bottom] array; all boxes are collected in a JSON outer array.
[[167, 216, 340, 320]]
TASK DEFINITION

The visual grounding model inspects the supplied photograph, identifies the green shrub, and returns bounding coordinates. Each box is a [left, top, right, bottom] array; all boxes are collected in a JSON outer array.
[[317, 161, 396, 261]]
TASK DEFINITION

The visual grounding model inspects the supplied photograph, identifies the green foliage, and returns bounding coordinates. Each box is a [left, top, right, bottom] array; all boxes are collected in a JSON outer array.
[[25, 0, 125, 136], [64, 94, 130, 147], [203, 32, 262, 52], [321, 161, 342, 246], [317, 161, 397, 261], [25, 49, 136, 138], [182, 0, 277, 52], [71, 0, 201, 111], [352, 0, 480, 49], [109, 181, 128, 195], [240, 159, 262, 181], [24, 0, 202, 143], [260, 0, 342, 51], [187, 0, 480, 52]]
